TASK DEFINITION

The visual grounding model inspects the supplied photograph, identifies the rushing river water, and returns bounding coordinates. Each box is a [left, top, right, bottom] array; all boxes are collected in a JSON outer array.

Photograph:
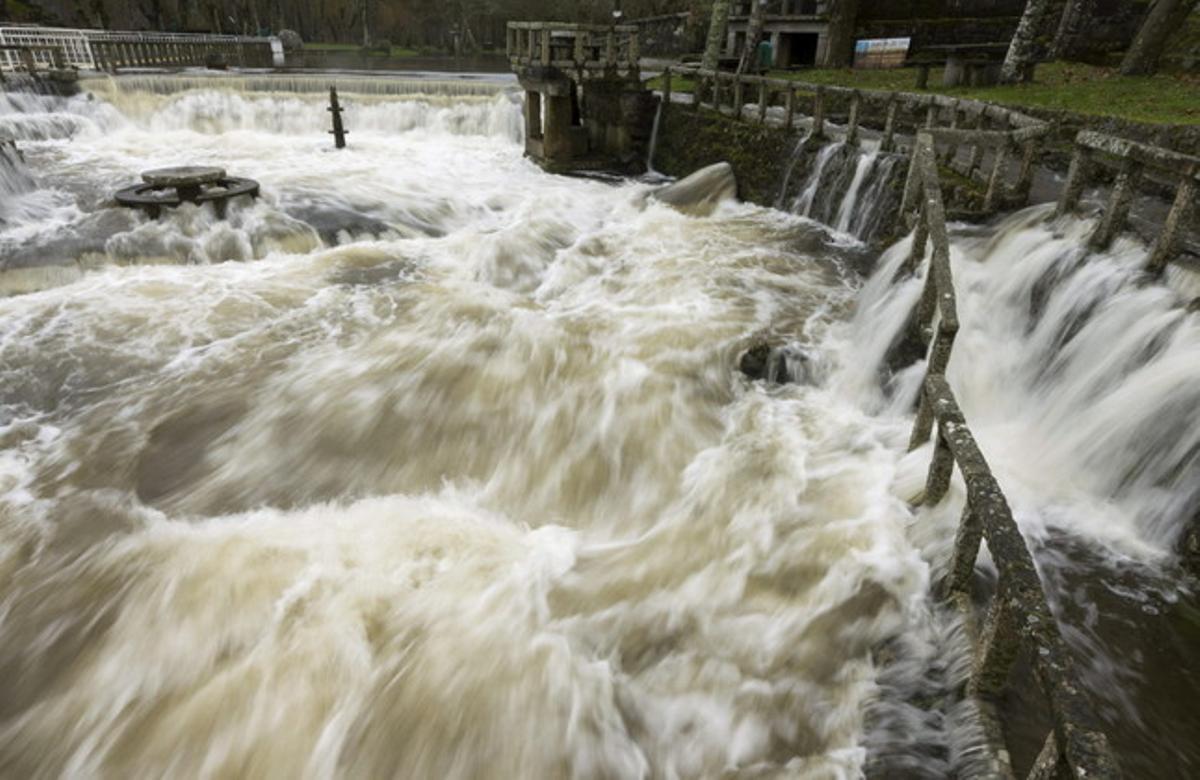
[[0, 73, 1198, 778]]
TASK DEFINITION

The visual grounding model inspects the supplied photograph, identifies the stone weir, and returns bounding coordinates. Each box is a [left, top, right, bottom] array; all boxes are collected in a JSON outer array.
[[653, 66, 1057, 247], [506, 23, 657, 174], [649, 65, 1198, 269]]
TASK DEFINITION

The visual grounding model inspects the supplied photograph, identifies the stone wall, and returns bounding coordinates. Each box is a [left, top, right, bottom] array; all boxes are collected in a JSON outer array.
[[653, 104, 906, 249], [653, 106, 798, 208]]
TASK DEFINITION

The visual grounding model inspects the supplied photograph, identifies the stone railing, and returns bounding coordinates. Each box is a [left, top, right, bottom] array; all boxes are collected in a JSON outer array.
[[0, 26, 281, 72], [899, 131, 960, 442], [1057, 130, 1200, 274], [895, 129, 1122, 780], [665, 64, 1198, 264], [506, 22, 640, 77], [667, 65, 1049, 216]]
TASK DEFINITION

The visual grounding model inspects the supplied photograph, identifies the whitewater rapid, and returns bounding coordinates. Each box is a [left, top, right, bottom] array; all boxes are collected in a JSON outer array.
[[1, 72, 1197, 778], [0, 74, 945, 778]]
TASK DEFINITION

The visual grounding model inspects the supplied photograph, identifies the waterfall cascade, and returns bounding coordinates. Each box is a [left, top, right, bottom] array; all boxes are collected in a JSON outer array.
[[0, 140, 34, 199], [851, 206, 1200, 555], [839, 206, 1200, 775], [782, 139, 904, 245]]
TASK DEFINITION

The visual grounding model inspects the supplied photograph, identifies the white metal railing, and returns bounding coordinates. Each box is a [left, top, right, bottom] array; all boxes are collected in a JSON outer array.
[[0, 26, 280, 72], [0, 27, 91, 70]]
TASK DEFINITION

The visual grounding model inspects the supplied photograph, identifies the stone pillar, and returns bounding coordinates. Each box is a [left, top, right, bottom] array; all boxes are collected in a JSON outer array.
[[1146, 172, 1197, 274], [943, 55, 965, 88], [524, 91, 543, 139], [543, 93, 574, 161], [845, 91, 861, 146], [1089, 157, 1142, 249], [812, 86, 826, 137], [1057, 146, 1092, 217]]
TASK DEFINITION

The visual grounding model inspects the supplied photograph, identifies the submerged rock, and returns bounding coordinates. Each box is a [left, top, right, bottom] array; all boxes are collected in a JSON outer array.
[[651, 162, 737, 217], [1189, 297, 1200, 313], [739, 342, 818, 386]]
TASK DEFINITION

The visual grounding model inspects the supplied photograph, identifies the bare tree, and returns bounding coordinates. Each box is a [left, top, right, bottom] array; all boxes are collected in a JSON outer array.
[[821, 0, 860, 68], [701, 0, 731, 70], [1001, 0, 1055, 84], [1051, 0, 1097, 60], [1121, 0, 1199, 75], [736, 0, 765, 75]]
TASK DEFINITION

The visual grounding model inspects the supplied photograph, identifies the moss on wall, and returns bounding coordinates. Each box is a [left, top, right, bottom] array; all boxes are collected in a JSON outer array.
[[654, 107, 799, 208]]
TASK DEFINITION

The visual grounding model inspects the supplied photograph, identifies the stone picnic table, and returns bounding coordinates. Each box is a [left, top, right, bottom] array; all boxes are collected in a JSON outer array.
[[908, 42, 1011, 89]]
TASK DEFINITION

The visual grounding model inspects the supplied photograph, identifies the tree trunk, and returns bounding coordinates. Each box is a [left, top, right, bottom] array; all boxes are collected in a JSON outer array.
[[822, 0, 861, 68], [737, 0, 767, 74], [1000, 0, 1055, 84], [1121, 0, 1199, 76], [701, 0, 732, 71], [1051, 0, 1097, 60]]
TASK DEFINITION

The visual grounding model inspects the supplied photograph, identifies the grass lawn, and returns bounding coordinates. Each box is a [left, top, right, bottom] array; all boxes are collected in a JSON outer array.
[[652, 62, 1200, 126]]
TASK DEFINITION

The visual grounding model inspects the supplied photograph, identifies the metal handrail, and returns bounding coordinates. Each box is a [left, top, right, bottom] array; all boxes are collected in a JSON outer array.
[[0, 26, 277, 72]]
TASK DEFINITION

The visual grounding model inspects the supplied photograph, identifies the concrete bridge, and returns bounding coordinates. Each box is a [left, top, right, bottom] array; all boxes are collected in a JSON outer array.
[[506, 22, 654, 173]]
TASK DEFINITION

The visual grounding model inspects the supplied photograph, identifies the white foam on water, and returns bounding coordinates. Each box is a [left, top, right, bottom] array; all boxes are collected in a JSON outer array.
[[0, 74, 939, 778]]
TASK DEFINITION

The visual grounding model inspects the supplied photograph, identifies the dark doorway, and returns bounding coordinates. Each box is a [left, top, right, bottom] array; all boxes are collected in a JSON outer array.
[[778, 32, 819, 68]]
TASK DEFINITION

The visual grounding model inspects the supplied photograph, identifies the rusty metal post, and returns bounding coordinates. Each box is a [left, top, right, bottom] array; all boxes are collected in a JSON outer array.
[[328, 86, 348, 149]]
